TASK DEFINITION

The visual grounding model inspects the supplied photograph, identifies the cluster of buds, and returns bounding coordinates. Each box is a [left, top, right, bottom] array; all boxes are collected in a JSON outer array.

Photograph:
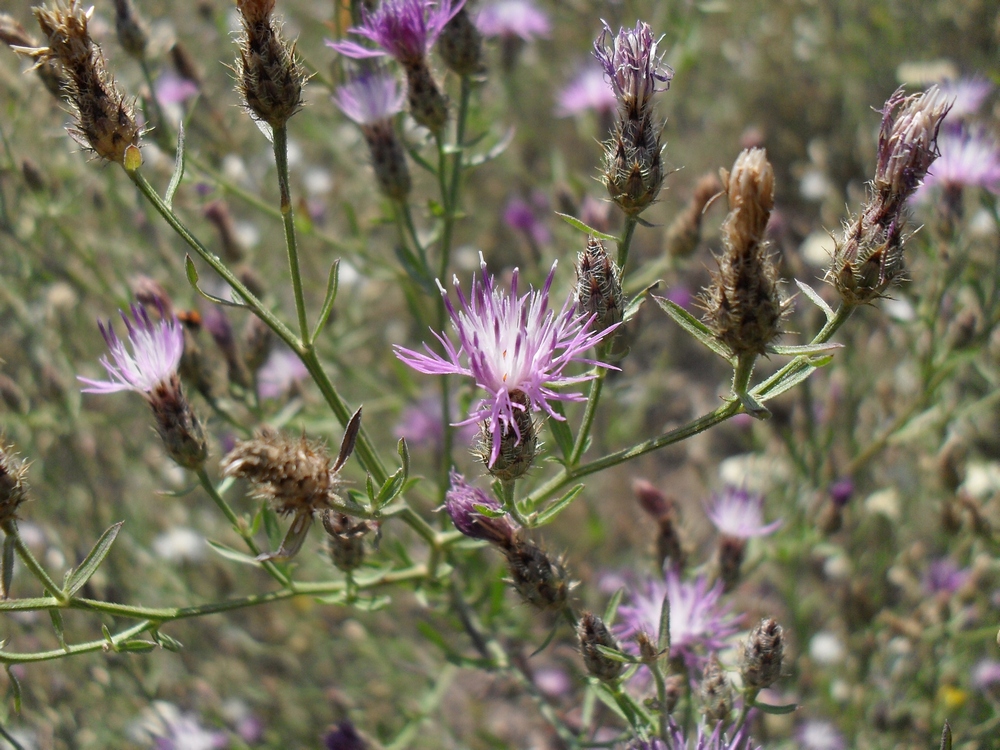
[[594, 21, 673, 216], [235, 0, 306, 129], [633, 479, 686, 570], [221, 409, 361, 561], [827, 87, 950, 305], [21, 1, 141, 166], [0, 439, 30, 529], [740, 617, 784, 690], [663, 172, 723, 259], [575, 237, 624, 334], [702, 148, 786, 358], [445, 472, 571, 610]]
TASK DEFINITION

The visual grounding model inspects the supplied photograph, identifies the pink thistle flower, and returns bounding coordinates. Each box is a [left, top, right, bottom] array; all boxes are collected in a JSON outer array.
[[333, 70, 405, 126], [707, 487, 783, 539], [326, 0, 466, 65], [630, 721, 759, 750], [556, 64, 617, 117], [937, 77, 993, 120], [915, 127, 1000, 199], [443, 470, 515, 545], [78, 304, 183, 395], [615, 569, 741, 674], [475, 0, 550, 41], [257, 347, 309, 400], [394, 255, 617, 468], [593, 20, 673, 119], [796, 720, 846, 750]]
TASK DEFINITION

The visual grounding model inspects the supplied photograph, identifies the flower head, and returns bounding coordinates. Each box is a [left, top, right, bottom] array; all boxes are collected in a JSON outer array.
[[593, 20, 673, 120], [443, 470, 515, 545], [475, 0, 550, 41], [915, 127, 1000, 199], [78, 304, 183, 395], [257, 347, 309, 400], [796, 720, 846, 750], [632, 720, 759, 750], [556, 64, 617, 117], [922, 557, 971, 595], [394, 254, 616, 467], [327, 0, 465, 65], [707, 487, 783, 539], [616, 569, 740, 673], [937, 77, 993, 120], [333, 70, 405, 126]]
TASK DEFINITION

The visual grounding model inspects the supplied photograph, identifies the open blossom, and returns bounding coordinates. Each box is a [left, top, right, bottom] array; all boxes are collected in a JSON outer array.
[[915, 127, 1000, 199], [615, 569, 740, 673], [475, 0, 550, 40], [937, 77, 993, 120], [556, 64, 617, 117], [593, 20, 673, 118], [78, 304, 183, 395], [630, 721, 759, 750], [394, 255, 616, 467], [707, 486, 783, 539], [796, 720, 846, 750], [333, 70, 405, 126], [326, 0, 465, 64]]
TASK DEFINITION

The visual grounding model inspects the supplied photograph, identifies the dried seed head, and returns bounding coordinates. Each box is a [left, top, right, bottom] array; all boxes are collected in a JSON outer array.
[[578, 611, 625, 682], [740, 618, 784, 690], [664, 172, 723, 259], [478, 391, 538, 481], [699, 654, 733, 724], [0, 439, 30, 527], [321, 510, 372, 572], [576, 237, 624, 333], [503, 538, 570, 610], [437, 6, 484, 77], [702, 148, 786, 357], [28, 1, 142, 165], [113, 0, 148, 59], [235, 0, 306, 128], [242, 315, 275, 375]]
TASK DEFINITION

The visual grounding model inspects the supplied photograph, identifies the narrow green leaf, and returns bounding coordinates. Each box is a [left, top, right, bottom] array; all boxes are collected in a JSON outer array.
[[404, 141, 437, 174], [622, 282, 660, 324], [555, 212, 617, 242], [184, 256, 248, 308], [206, 540, 261, 567], [5, 665, 21, 714], [49, 610, 68, 652], [375, 469, 405, 508], [769, 342, 843, 357], [393, 244, 436, 295], [534, 485, 585, 526], [66, 521, 124, 597], [751, 700, 798, 715], [755, 363, 821, 402], [657, 591, 671, 653], [262, 504, 282, 548], [164, 121, 186, 211], [117, 640, 157, 653], [366, 473, 377, 504], [594, 644, 637, 663], [397, 438, 409, 481], [312, 259, 340, 340], [1, 534, 14, 600], [472, 503, 506, 519], [603, 588, 624, 627], [794, 278, 835, 321], [350, 595, 391, 611], [654, 297, 735, 363], [546, 401, 574, 460], [152, 631, 184, 652], [940, 721, 952, 750], [529, 624, 559, 657]]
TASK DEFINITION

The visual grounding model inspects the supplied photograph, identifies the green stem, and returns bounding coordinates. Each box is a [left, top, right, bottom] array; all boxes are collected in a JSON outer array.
[[2, 522, 64, 602], [569, 346, 609, 466], [272, 124, 311, 344], [617, 215, 638, 272], [195, 469, 290, 587], [500, 479, 530, 527], [732, 687, 759, 737]]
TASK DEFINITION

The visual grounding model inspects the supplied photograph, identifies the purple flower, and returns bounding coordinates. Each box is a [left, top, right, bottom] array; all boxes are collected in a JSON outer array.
[[796, 720, 846, 750], [333, 71, 405, 126], [632, 720, 759, 749], [503, 194, 551, 247], [141, 702, 229, 750], [475, 0, 550, 40], [324, 721, 366, 750], [257, 347, 309, 400], [394, 255, 616, 467], [593, 20, 673, 118], [326, 0, 465, 65], [78, 304, 183, 395], [922, 557, 971, 595], [971, 659, 1000, 693], [615, 569, 740, 673], [706, 487, 783, 539], [556, 64, 618, 117], [155, 71, 199, 107], [938, 77, 993, 120], [915, 127, 1000, 199], [828, 478, 854, 507], [444, 470, 515, 544]]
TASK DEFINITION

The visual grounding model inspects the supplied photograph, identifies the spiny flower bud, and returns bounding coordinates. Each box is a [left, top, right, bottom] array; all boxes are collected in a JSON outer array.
[[0, 13, 66, 98], [113, 0, 148, 60], [235, 0, 306, 128], [27, 1, 141, 165], [478, 391, 538, 481], [578, 611, 624, 682], [576, 237, 624, 333], [402, 59, 448, 133], [444, 470, 516, 547], [740, 618, 783, 690], [700, 654, 733, 724], [827, 87, 950, 305], [602, 115, 664, 216], [321, 509, 372, 572], [0, 439, 30, 527], [437, 6, 484, 77], [503, 537, 570, 610], [702, 148, 785, 358], [222, 408, 361, 560], [664, 172, 723, 259], [149, 373, 209, 470]]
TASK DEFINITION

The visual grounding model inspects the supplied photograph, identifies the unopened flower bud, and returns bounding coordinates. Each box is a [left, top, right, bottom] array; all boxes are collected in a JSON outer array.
[[242, 315, 275, 375], [700, 654, 733, 724], [444, 471, 516, 547], [479, 391, 537, 481], [503, 538, 570, 610], [741, 618, 783, 690], [602, 116, 664, 216], [636, 631, 660, 663], [633, 479, 686, 568], [402, 60, 448, 133], [235, 0, 305, 128], [663, 674, 684, 713], [113, 0, 148, 60], [664, 172, 722, 259], [437, 6, 484, 77], [576, 237, 624, 333], [149, 373, 208, 469], [578, 611, 624, 682], [703, 148, 785, 357], [717, 535, 746, 591], [321, 509, 372, 572], [0, 439, 30, 527]]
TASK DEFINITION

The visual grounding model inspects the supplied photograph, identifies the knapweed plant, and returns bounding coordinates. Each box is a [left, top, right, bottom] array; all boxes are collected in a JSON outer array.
[[0, 0, 998, 747]]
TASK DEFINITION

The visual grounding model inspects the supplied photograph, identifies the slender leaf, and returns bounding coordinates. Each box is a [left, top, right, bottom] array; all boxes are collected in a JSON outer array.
[[794, 278, 835, 321], [654, 297, 735, 363], [755, 361, 826, 403], [546, 401, 574, 460], [152, 631, 184, 652], [529, 624, 559, 657], [657, 591, 671, 653], [555, 212, 617, 242], [164, 122, 186, 211], [534, 485, 585, 526], [5, 664, 21, 714], [1, 534, 13, 600], [594, 645, 637, 663], [769, 342, 843, 357], [206, 540, 261, 567], [603, 588, 624, 627], [312, 259, 340, 340], [751, 700, 798, 715], [393, 243, 436, 295], [622, 282, 660, 324], [334, 407, 363, 472], [65, 521, 124, 597], [117, 639, 157, 653], [940, 721, 952, 750], [591, 683, 629, 723], [397, 438, 409, 481], [375, 469, 405, 508], [185, 256, 248, 307]]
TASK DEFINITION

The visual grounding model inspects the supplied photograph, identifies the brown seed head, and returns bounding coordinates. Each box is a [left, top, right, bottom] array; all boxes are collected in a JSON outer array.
[[740, 617, 784, 689], [321, 509, 372, 572]]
